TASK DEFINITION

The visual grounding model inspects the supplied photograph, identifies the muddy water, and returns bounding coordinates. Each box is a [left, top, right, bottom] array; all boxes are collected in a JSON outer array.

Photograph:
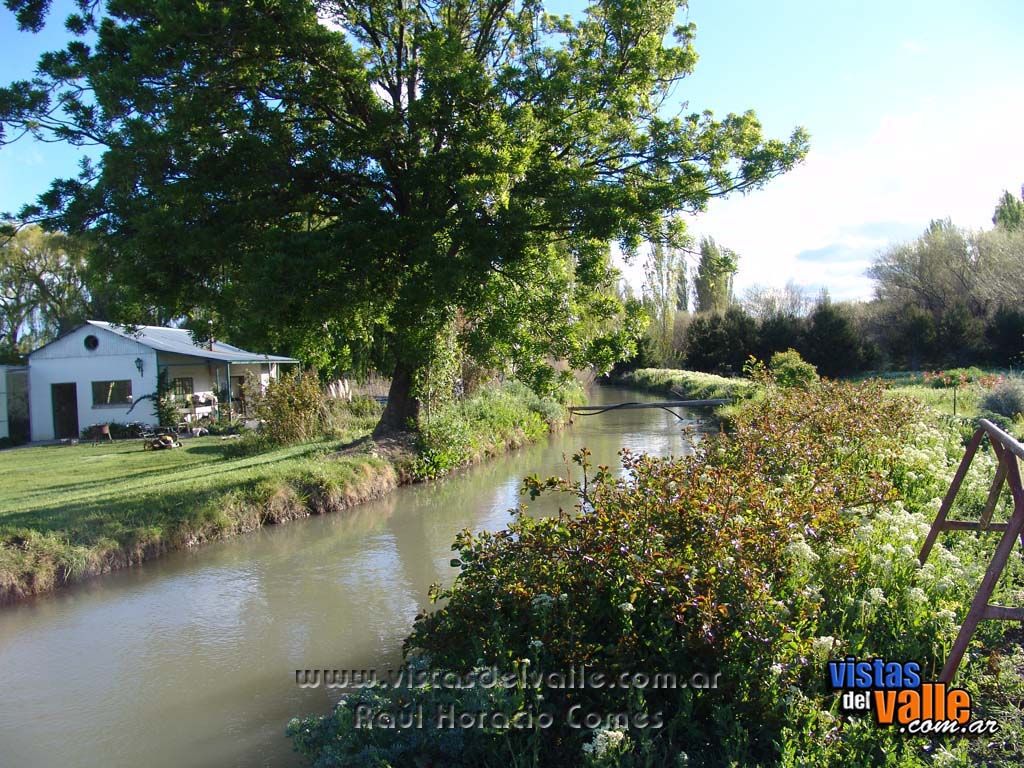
[[0, 387, 707, 767]]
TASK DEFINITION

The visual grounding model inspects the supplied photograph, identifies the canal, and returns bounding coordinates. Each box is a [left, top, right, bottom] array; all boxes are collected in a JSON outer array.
[[0, 386, 707, 767]]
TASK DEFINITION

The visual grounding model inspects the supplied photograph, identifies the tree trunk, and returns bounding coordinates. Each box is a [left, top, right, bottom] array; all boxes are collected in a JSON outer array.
[[374, 364, 420, 436]]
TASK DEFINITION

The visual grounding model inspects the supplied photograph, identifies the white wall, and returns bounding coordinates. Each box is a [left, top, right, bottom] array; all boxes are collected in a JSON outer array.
[[29, 325, 159, 441]]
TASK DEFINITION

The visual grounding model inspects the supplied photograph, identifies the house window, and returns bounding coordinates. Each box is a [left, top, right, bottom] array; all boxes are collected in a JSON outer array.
[[92, 379, 133, 406], [171, 377, 194, 398]]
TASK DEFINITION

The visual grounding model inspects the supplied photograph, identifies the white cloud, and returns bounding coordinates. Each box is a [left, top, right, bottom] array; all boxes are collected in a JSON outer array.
[[616, 86, 1024, 303]]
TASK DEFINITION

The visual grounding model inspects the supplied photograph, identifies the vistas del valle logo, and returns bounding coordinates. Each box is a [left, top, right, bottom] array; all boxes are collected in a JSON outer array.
[[828, 657, 999, 736]]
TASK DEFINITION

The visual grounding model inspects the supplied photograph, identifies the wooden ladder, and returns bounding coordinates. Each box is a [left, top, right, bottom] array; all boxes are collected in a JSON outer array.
[[919, 418, 1024, 682]]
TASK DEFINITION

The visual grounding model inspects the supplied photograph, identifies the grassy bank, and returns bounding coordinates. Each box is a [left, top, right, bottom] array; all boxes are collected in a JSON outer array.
[[0, 380, 578, 605], [887, 381, 983, 417], [619, 364, 1023, 431], [614, 367, 754, 401], [413, 379, 584, 479], [613, 367, 756, 426]]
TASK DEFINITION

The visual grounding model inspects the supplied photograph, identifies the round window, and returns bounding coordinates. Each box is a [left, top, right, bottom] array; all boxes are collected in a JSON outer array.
[[84, 334, 99, 351]]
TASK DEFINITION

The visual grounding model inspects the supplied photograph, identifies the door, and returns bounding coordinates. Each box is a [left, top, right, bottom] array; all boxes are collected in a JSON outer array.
[[51, 383, 79, 440]]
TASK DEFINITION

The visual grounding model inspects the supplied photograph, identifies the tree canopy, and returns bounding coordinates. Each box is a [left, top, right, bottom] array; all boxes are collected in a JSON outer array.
[[1, 0, 808, 431], [693, 235, 737, 313], [741, 280, 809, 320], [866, 217, 1024, 367], [867, 219, 984, 318], [0, 224, 93, 358], [993, 188, 1024, 231]]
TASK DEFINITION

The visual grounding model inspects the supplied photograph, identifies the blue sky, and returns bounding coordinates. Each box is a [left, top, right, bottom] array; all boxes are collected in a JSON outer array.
[[3, 0, 1023, 301], [645, 0, 1024, 300]]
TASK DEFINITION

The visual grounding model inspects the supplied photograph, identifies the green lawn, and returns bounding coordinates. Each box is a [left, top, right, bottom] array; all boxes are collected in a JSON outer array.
[[2, 437, 341, 536], [0, 424, 396, 600]]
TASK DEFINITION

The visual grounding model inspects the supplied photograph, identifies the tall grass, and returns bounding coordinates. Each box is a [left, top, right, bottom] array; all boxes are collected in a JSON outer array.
[[412, 380, 584, 479]]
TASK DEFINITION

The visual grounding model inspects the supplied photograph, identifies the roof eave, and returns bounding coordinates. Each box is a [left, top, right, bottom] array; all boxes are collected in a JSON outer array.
[[155, 350, 300, 364]]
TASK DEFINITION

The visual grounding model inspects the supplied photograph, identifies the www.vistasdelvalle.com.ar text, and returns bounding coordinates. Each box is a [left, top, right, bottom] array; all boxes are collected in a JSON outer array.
[[294, 665, 722, 692]]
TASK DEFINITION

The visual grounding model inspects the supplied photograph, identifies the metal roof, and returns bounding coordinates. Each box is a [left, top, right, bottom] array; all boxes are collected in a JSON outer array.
[[86, 321, 299, 364]]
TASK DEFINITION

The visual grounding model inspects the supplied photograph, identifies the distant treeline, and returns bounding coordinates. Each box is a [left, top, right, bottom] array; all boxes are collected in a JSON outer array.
[[627, 191, 1024, 377]]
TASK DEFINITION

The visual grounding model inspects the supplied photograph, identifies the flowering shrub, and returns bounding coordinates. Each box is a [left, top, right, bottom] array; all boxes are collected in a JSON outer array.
[[403, 383, 919, 759], [923, 367, 1004, 389], [291, 381, 1024, 767]]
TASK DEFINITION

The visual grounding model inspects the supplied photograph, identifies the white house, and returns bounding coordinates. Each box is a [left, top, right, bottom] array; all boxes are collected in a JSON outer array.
[[28, 321, 298, 441]]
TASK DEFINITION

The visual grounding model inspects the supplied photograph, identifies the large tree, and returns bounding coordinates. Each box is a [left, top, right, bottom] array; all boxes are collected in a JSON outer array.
[[0, 224, 93, 357], [642, 233, 684, 365], [1, 0, 807, 432], [867, 219, 986, 319], [741, 280, 809, 320]]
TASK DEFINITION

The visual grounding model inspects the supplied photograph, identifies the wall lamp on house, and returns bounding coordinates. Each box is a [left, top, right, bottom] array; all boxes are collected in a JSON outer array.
[[135, 357, 144, 376]]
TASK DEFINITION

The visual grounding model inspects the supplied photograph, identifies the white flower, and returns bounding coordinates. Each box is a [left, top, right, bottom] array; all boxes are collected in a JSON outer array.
[[907, 587, 928, 605], [582, 728, 626, 758], [811, 636, 835, 660], [785, 538, 819, 567], [867, 587, 886, 604], [618, 602, 635, 613], [931, 745, 967, 768]]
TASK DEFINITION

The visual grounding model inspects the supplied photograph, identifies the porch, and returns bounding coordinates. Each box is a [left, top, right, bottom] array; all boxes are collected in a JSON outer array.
[[157, 353, 294, 426]]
